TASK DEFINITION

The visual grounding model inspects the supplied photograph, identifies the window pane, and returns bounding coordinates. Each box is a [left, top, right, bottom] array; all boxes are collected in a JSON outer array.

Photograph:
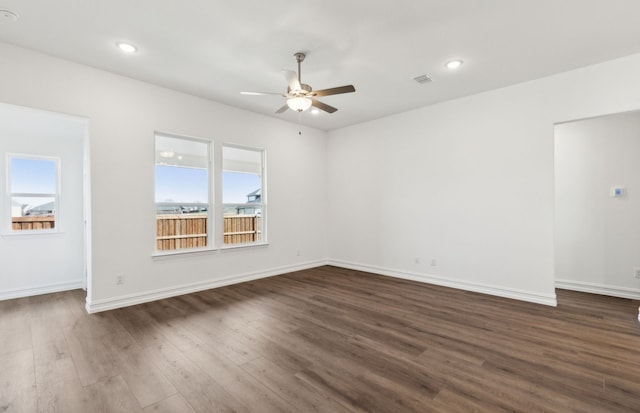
[[222, 146, 264, 245], [9, 156, 58, 232], [223, 207, 261, 244], [10, 158, 56, 194], [156, 135, 208, 168], [222, 146, 262, 174], [155, 134, 210, 251], [222, 172, 261, 204], [155, 165, 208, 205], [11, 196, 56, 230]]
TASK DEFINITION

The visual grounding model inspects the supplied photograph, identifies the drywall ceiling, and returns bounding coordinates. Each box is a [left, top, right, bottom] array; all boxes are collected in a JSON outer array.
[[1, 1, 640, 131]]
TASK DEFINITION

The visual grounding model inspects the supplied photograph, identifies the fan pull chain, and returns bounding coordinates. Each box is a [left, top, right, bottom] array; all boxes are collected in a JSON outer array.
[[298, 110, 303, 135]]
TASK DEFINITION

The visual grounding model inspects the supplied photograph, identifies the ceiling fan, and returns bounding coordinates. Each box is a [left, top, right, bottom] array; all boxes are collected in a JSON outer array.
[[241, 52, 355, 114]]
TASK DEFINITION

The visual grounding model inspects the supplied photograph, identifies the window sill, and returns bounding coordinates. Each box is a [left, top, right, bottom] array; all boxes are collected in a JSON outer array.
[[220, 242, 269, 251], [151, 242, 269, 259], [152, 247, 218, 260], [2, 229, 63, 238]]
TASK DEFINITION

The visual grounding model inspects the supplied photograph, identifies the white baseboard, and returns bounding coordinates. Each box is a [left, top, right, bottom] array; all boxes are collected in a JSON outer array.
[[328, 259, 558, 307], [555, 279, 640, 300], [85, 259, 328, 313], [0, 279, 85, 301]]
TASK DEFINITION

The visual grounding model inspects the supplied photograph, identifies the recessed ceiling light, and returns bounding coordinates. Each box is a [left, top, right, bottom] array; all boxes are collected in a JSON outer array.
[[0, 9, 19, 22], [116, 42, 138, 53], [445, 59, 463, 70]]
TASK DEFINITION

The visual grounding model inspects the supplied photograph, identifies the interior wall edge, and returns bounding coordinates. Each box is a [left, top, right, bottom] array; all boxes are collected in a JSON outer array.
[[329, 259, 558, 307]]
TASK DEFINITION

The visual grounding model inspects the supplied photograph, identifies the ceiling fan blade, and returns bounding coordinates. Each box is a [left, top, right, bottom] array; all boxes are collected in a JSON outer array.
[[283, 70, 301, 91], [312, 99, 338, 114], [275, 104, 289, 114], [241, 91, 283, 96], [311, 85, 356, 97]]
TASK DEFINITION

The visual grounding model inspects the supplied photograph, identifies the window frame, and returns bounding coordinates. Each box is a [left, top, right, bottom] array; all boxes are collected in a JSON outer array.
[[152, 134, 267, 257], [220, 143, 267, 248], [154, 132, 214, 254], [5, 153, 61, 235]]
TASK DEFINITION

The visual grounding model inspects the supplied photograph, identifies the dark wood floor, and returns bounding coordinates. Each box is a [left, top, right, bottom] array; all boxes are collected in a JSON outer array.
[[1, 266, 640, 412]]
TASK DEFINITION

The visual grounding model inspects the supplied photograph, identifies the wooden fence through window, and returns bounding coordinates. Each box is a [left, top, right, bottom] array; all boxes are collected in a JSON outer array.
[[223, 214, 262, 245], [11, 214, 261, 250], [12, 216, 55, 231], [156, 214, 261, 251]]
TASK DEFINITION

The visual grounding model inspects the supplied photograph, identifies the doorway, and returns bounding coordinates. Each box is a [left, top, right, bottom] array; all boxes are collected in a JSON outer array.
[[0, 103, 90, 300], [554, 110, 640, 299]]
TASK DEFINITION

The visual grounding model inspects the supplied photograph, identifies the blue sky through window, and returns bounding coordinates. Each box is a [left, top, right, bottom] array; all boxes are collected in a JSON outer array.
[[155, 166, 261, 204], [223, 172, 261, 204], [155, 165, 208, 203], [10, 157, 57, 194]]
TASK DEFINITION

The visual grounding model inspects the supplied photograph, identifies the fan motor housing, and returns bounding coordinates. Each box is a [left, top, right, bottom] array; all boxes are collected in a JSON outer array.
[[288, 83, 312, 96]]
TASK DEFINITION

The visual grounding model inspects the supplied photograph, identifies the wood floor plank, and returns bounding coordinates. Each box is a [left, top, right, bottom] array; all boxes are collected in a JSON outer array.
[[143, 394, 196, 413], [292, 321, 444, 399], [0, 348, 36, 413], [84, 375, 144, 413], [178, 311, 263, 365], [0, 298, 32, 358], [180, 340, 298, 413], [100, 329, 178, 408], [142, 341, 250, 413], [112, 307, 169, 349], [240, 356, 352, 413], [35, 355, 89, 412], [63, 326, 120, 387], [232, 322, 315, 373], [0, 315, 32, 358]]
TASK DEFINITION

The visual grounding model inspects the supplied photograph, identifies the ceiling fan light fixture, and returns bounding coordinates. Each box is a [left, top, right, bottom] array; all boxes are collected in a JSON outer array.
[[244, 52, 355, 115], [287, 96, 312, 112]]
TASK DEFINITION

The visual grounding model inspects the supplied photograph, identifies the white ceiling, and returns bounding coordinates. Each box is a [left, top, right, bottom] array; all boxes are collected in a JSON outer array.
[[1, 1, 640, 131]]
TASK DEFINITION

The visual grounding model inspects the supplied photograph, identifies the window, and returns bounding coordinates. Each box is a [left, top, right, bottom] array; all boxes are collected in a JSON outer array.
[[153, 135, 266, 254], [222, 145, 265, 245], [155, 134, 210, 251], [7, 155, 59, 232]]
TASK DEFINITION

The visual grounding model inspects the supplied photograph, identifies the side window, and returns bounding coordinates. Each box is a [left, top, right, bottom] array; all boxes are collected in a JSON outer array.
[[222, 145, 265, 245], [155, 134, 210, 251], [8, 155, 59, 232]]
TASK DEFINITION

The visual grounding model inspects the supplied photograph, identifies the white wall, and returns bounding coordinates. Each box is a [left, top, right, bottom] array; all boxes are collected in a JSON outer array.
[[0, 104, 87, 298], [327, 53, 640, 306], [0, 42, 328, 311], [555, 111, 640, 298]]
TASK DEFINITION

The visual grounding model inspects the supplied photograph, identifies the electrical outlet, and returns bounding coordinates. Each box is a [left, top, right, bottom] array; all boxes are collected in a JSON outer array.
[[297, 250, 301, 257], [414, 257, 420, 264], [431, 258, 437, 266], [634, 268, 640, 279], [116, 273, 125, 285]]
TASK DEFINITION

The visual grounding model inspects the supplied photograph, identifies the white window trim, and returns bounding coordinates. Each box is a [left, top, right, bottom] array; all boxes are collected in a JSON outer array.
[[152, 136, 268, 256], [4, 153, 61, 236], [154, 132, 214, 255], [220, 143, 267, 249]]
